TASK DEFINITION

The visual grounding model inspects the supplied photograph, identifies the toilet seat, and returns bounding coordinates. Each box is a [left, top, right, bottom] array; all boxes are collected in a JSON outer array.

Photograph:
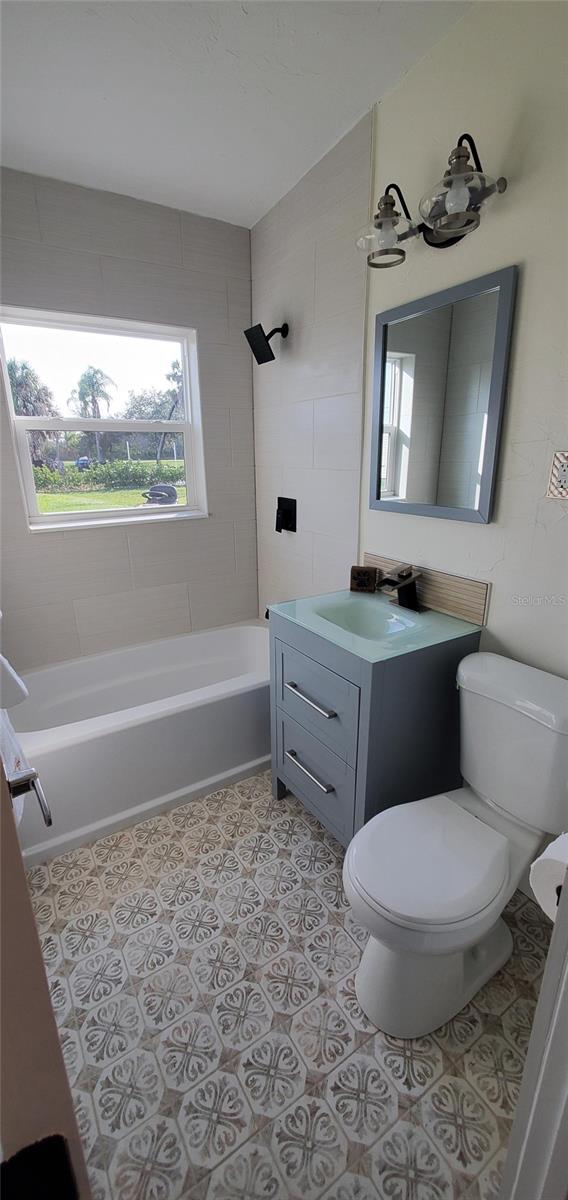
[[348, 794, 510, 929]]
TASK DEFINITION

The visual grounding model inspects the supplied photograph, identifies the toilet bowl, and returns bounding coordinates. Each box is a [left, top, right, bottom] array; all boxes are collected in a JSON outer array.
[[343, 653, 568, 1038]]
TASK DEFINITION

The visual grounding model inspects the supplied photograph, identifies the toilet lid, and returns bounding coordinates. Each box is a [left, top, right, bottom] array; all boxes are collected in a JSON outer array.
[[349, 795, 510, 926]]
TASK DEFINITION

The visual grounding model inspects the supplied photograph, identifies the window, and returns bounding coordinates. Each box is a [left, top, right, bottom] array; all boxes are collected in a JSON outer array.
[[0, 309, 207, 529], [380, 352, 415, 499]]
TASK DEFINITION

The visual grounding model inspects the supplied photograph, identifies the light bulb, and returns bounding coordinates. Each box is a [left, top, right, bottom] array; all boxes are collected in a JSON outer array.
[[377, 221, 398, 250], [445, 176, 470, 215]]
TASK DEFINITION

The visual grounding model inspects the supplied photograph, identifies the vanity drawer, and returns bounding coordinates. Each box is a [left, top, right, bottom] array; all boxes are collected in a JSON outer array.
[[276, 711, 355, 845], [275, 641, 359, 766]]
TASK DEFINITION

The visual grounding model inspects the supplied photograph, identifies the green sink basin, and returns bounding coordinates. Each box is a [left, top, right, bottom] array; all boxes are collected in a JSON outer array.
[[314, 593, 417, 640], [269, 590, 481, 663]]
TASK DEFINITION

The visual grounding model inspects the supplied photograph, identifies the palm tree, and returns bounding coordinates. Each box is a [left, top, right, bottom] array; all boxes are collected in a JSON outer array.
[[69, 366, 115, 463], [7, 359, 60, 463]]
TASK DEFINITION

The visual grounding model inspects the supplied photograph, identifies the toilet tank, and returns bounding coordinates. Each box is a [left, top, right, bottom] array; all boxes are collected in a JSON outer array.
[[457, 653, 568, 834]]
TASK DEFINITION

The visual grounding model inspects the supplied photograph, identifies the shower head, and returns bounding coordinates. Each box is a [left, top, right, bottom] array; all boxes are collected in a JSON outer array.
[[243, 322, 289, 365]]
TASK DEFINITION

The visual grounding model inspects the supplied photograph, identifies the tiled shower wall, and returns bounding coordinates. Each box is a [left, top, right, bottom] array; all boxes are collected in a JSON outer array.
[[251, 116, 372, 615], [0, 169, 258, 669]]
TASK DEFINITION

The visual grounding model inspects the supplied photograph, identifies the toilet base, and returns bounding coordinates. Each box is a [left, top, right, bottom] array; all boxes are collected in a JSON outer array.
[[355, 918, 513, 1038]]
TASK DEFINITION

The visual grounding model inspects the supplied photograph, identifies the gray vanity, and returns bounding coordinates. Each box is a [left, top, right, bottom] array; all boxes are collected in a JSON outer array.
[[269, 591, 481, 845]]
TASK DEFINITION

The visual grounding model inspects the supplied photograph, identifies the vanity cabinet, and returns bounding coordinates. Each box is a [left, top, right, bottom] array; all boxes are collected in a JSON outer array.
[[269, 602, 480, 845]]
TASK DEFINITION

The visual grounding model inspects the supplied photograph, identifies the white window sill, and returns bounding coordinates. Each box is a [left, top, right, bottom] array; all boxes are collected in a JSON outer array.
[[28, 508, 209, 533]]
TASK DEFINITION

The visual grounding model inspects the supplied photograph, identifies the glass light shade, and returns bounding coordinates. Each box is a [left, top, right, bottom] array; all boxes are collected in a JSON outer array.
[[356, 215, 418, 268], [419, 170, 502, 237]]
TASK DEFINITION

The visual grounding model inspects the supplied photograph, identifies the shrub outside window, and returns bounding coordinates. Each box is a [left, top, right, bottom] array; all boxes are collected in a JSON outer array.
[[0, 309, 207, 529]]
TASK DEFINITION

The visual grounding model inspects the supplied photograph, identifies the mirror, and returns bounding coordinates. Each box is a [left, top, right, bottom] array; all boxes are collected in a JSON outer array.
[[370, 267, 517, 522]]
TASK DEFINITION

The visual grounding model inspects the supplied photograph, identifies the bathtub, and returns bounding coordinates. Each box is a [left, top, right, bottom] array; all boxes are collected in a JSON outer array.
[[13, 622, 270, 862]]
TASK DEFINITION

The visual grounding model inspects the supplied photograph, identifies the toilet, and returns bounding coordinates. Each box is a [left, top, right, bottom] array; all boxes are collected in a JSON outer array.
[[343, 652, 568, 1038]]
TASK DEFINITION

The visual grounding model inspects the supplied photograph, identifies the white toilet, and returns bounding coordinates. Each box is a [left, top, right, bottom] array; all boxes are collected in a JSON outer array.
[[343, 652, 568, 1038]]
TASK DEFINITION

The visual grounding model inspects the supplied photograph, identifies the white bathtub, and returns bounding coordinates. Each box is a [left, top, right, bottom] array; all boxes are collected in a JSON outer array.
[[13, 622, 270, 862]]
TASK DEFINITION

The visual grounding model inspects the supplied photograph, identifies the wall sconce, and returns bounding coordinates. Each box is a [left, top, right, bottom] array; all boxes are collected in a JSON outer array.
[[357, 134, 507, 269]]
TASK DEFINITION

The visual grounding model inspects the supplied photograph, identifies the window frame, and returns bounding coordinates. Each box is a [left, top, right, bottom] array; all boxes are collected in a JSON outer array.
[[0, 307, 208, 531], [380, 354, 402, 498]]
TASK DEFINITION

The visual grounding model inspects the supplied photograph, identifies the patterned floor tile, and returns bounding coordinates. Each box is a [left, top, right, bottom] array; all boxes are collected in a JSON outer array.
[[420, 1075, 500, 1177], [55, 875, 104, 918], [325, 1049, 397, 1145], [62, 909, 114, 961], [464, 1034, 524, 1118], [92, 829, 138, 868], [255, 858, 303, 900], [278, 889, 329, 938], [501, 995, 537, 1054], [191, 936, 247, 996], [259, 949, 320, 1015], [370, 1118, 456, 1200], [157, 866, 204, 911], [434, 1002, 485, 1059], [304, 926, 360, 984], [216, 878, 265, 922], [49, 846, 96, 886], [157, 1011, 222, 1091], [236, 912, 289, 965], [172, 899, 224, 950], [94, 1047, 163, 1137], [271, 1096, 347, 1198], [69, 947, 128, 1009], [476, 1147, 507, 1200], [373, 1032, 444, 1099], [26, 862, 49, 895], [323, 1172, 379, 1200], [334, 974, 373, 1035], [40, 930, 63, 974], [138, 962, 200, 1031], [291, 995, 356, 1075], [111, 886, 163, 935], [238, 1030, 306, 1116], [100, 858, 148, 899], [212, 980, 273, 1050], [73, 1088, 99, 1159], [205, 1139, 287, 1199], [33, 771, 552, 1200], [234, 831, 280, 869], [179, 1069, 253, 1170], [81, 994, 144, 1067], [60, 1026, 84, 1085], [123, 921, 179, 978], [109, 1115, 188, 1200]]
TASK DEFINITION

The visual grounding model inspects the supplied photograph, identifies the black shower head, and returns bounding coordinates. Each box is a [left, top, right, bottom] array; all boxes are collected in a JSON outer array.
[[244, 322, 289, 365]]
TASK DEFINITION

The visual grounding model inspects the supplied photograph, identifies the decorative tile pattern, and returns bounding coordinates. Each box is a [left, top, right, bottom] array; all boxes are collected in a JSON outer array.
[[32, 772, 551, 1199]]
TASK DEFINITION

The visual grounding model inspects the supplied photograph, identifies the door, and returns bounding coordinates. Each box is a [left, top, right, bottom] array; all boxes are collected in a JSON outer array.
[[0, 769, 91, 1197]]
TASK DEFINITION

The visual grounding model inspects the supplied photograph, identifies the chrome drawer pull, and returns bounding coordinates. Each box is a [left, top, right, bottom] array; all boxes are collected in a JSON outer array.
[[284, 682, 337, 720], [285, 750, 335, 794]]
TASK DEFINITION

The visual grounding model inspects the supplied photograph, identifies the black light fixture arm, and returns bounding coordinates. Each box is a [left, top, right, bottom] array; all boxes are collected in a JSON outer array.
[[384, 183, 413, 221], [457, 133, 483, 172], [266, 323, 289, 343]]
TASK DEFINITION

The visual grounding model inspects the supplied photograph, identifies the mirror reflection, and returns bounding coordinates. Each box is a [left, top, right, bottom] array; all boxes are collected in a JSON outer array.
[[380, 288, 499, 510]]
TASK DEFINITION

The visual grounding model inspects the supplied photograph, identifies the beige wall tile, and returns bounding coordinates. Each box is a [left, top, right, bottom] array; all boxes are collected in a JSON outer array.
[[34, 176, 183, 265], [0, 169, 41, 242], [2, 602, 80, 671], [1, 172, 257, 665]]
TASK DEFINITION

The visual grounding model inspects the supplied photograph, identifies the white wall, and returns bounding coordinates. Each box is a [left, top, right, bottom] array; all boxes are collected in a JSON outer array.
[[251, 117, 372, 615], [360, 2, 568, 676], [0, 169, 258, 669]]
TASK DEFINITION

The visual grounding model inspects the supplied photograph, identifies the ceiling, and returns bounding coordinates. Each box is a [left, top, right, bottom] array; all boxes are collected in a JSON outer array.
[[0, 1, 468, 228]]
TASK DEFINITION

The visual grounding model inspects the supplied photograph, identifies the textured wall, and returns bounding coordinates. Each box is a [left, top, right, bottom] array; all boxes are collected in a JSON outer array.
[[251, 116, 372, 615], [0, 169, 258, 669], [361, 3, 568, 675]]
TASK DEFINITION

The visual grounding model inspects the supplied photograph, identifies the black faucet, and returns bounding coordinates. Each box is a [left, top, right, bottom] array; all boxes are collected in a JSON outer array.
[[376, 564, 421, 611]]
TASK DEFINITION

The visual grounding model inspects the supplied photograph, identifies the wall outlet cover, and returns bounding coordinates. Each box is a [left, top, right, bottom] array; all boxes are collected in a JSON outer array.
[[547, 451, 568, 498]]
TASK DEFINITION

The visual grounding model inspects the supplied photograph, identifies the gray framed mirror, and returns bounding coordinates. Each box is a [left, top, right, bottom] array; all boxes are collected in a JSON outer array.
[[369, 266, 517, 522]]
